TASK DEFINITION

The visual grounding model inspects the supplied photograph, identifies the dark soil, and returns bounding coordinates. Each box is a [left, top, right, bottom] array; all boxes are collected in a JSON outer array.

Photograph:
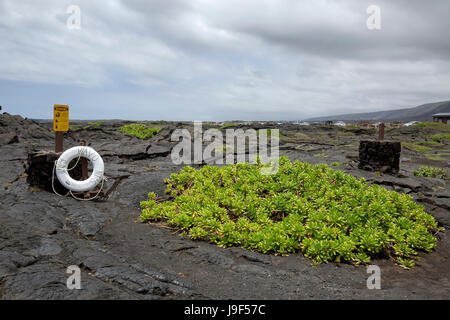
[[1, 113, 449, 299]]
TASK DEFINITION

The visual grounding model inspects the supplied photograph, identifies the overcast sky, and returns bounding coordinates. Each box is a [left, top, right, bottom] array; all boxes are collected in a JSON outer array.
[[0, 0, 449, 120]]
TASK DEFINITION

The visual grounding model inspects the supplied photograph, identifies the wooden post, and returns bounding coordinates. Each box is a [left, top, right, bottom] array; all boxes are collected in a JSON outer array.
[[55, 132, 63, 153], [378, 122, 385, 141], [80, 140, 88, 180], [54, 105, 68, 153]]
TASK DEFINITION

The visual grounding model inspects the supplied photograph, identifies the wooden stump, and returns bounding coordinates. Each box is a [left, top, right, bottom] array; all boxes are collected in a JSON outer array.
[[26, 151, 83, 194], [358, 140, 401, 174]]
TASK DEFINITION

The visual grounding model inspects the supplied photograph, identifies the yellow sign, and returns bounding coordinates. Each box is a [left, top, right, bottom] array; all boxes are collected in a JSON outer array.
[[54, 105, 69, 131]]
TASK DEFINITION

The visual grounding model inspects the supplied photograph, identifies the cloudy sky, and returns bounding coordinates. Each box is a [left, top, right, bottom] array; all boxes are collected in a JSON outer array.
[[0, 0, 449, 120]]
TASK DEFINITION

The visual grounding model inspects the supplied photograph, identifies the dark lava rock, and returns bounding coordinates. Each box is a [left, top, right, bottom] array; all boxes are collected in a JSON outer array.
[[0, 113, 53, 142], [1, 114, 449, 300], [358, 140, 401, 174], [0, 133, 19, 145]]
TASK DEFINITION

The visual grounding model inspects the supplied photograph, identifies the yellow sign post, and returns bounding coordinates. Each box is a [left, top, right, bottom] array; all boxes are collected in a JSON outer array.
[[54, 105, 69, 131], [54, 105, 69, 152]]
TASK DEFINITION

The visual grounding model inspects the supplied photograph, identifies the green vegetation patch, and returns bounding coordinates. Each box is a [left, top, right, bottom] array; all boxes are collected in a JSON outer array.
[[313, 153, 328, 158], [414, 166, 448, 179], [220, 122, 238, 130], [413, 122, 450, 130], [424, 153, 450, 161], [69, 124, 82, 131], [430, 134, 450, 142], [415, 140, 442, 146], [84, 121, 104, 129], [69, 121, 105, 131], [257, 129, 286, 138], [343, 124, 360, 130], [402, 142, 432, 152], [337, 131, 354, 136], [296, 132, 311, 140], [117, 123, 162, 139], [140, 157, 439, 268]]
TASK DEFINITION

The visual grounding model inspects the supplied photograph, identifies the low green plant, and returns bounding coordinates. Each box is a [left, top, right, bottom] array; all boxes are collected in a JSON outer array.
[[117, 123, 161, 139], [413, 166, 448, 179], [140, 157, 439, 268], [415, 140, 442, 146], [343, 124, 360, 130], [331, 162, 344, 166], [257, 129, 285, 138], [314, 153, 328, 158], [430, 134, 450, 142], [337, 131, 354, 136], [425, 153, 449, 161], [402, 142, 432, 152], [413, 122, 450, 130], [84, 121, 104, 129], [220, 123, 238, 130], [296, 133, 311, 140], [69, 121, 105, 131], [69, 124, 82, 131]]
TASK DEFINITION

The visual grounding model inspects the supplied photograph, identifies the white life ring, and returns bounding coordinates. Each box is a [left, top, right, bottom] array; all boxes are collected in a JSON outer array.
[[55, 146, 104, 193]]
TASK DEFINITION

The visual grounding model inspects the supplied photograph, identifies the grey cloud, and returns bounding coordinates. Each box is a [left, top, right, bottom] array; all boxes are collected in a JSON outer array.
[[0, 0, 449, 120]]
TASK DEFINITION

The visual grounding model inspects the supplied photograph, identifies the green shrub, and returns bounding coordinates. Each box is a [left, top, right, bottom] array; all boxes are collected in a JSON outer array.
[[331, 162, 344, 166], [413, 166, 448, 179], [117, 123, 161, 139], [140, 157, 439, 268]]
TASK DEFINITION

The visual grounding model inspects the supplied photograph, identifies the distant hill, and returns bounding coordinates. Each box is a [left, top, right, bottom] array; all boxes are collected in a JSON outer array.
[[305, 100, 450, 122]]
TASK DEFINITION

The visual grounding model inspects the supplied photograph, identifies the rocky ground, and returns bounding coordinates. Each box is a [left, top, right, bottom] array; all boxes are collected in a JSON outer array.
[[1, 113, 449, 299]]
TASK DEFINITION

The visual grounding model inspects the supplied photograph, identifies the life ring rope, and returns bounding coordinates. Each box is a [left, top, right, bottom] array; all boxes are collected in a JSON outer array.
[[52, 146, 106, 201]]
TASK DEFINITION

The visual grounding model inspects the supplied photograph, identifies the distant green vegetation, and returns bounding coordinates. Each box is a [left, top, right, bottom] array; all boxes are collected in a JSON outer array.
[[314, 153, 328, 158], [140, 157, 439, 268], [296, 132, 311, 140], [343, 124, 360, 130], [402, 142, 432, 152], [430, 134, 450, 142], [220, 123, 238, 130], [83, 121, 104, 130], [257, 129, 286, 138], [117, 123, 162, 139], [337, 130, 354, 136], [425, 153, 450, 161], [415, 140, 442, 146], [69, 121, 104, 131], [69, 124, 82, 131], [413, 122, 450, 130], [414, 166, 448, 179]]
